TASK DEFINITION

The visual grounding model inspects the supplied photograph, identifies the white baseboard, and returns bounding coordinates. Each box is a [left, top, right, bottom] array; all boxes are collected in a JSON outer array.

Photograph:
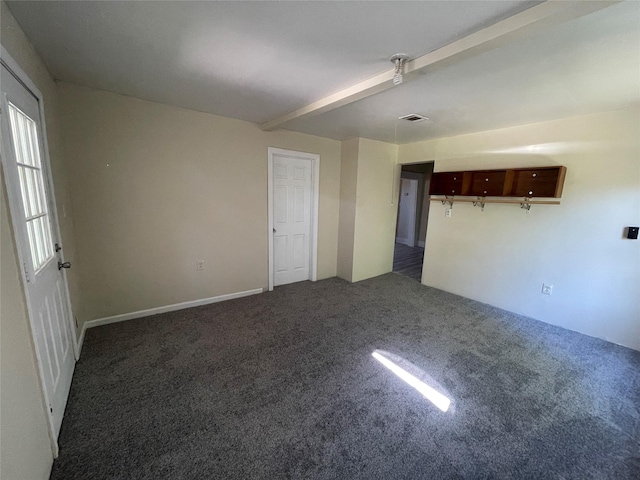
[[80, 288, 264, 338], [418, 241, 425, 248]]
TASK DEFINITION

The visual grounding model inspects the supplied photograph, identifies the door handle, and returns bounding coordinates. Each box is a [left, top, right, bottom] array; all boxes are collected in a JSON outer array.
[[58, 261, 71, 270]]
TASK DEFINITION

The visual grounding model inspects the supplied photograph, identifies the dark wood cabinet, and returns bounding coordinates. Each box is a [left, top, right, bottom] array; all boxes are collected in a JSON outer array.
[[429, 171, 468, 196], [508, 167, 566, 198], [468, 170, 508, 196], [429, 166, 566, 199]]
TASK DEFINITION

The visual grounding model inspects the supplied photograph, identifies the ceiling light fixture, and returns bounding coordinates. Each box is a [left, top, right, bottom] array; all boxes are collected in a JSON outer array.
[[390, 54, 410, 86]]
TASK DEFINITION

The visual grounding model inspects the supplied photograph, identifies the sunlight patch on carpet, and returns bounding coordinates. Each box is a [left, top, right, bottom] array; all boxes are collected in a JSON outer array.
[[372, 350, 452, 412]]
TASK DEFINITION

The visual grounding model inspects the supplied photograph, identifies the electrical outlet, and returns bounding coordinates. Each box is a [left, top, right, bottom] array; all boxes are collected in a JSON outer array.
[[196, 260, 205, 270], [445, 208, 452, 218], [541, 283, 553, 295]]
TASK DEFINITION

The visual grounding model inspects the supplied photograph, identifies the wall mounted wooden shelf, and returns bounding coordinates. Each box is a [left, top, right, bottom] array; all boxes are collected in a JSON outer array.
[[429, 166, 566, 198], [428, 166, 566, 211]]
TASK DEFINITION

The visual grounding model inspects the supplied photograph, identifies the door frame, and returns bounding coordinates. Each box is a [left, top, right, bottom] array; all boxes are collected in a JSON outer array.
[[267, 147, 319, 291], [0, 46, 78, 456], [396, 177, 419, 247]]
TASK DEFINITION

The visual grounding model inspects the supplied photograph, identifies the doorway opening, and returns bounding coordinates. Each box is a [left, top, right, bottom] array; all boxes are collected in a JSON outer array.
[[393, 162, 434, 281]]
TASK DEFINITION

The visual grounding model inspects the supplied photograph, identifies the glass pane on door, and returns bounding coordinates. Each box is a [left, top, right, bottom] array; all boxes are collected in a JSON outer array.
[[7, 101, 54, 271]]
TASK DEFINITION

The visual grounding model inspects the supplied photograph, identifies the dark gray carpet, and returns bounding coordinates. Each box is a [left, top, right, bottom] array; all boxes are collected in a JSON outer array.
[[51, 274, 640, 479]]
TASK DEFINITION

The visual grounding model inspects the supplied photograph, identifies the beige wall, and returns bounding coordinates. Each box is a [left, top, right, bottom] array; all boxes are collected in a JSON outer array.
[[352, 139, 398, 282], [399, 106, 640, 350], [56, 82, 341, 323], [337, 138, 398, 283], [337, 138, 359, 281], [0, 2, 69, 477]]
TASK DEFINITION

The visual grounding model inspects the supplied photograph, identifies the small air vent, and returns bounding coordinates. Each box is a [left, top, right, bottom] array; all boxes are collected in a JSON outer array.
[[399, 113, 429, 122]]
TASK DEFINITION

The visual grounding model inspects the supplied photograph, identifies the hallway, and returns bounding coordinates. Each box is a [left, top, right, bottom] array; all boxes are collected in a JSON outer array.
[[392, 243, 424, 281]]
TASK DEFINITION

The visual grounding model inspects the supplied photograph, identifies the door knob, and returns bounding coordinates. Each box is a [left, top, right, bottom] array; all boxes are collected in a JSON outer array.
[[58, 261, 71, 270]]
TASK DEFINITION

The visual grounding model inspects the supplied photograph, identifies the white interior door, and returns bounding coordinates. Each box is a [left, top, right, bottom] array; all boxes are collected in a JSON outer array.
[[1, 62, 75, 442], [271, 153, 313, 287], [396, 178, 418, 247]]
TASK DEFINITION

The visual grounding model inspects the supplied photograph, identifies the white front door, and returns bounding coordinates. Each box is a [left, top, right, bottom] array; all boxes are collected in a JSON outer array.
[[270, 151, 314, 287], [1, 62, 76, 442]]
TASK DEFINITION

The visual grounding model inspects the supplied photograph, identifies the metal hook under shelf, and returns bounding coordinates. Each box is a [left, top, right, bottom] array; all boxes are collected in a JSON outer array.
[[520, 197, 532, 212], [472, 197, 486, 211], [441, 195, 454, 208], [430, 195, 559, 211]]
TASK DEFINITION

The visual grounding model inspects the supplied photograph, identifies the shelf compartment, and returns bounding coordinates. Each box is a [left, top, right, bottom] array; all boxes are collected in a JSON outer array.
[[508, 166, 566, 198], [468, 170, 508, 196], [428, 171, 469, 196]]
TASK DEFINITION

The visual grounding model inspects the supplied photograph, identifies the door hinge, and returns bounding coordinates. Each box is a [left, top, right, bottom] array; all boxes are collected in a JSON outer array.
[[23, 263, 31, 283]]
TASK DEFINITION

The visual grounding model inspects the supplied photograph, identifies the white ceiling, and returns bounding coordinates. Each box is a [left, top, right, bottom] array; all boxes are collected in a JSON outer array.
[[6, 1, 640, 144]]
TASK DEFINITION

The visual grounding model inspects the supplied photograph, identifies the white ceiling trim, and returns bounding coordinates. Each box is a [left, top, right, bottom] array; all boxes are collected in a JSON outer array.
[[260, 0, 620, 133]]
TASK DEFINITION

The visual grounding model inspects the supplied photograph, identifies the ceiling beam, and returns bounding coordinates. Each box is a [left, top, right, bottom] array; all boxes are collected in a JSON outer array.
[[260, 0, 619, 132]]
